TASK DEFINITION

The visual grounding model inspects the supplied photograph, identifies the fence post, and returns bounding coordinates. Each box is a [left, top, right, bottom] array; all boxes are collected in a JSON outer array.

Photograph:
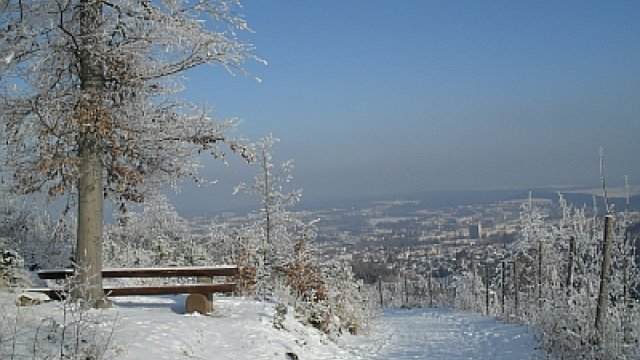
[[472, 261, 478, 311], [428, 272, 433, 308], [537, 240, 543, 309], [485, 261, 490, 316], [595, 215, 614, 344], [512, 260, 519, 318], [378, 277, 383, 308], [501, 261, 506, 318], [566, 236, 575, 297], [404, 273, 409, 306]]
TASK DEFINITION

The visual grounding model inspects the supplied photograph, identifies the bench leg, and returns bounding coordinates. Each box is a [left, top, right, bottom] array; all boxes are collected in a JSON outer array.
[[186, 276, 214, 314], [186, 293, 212, 315]]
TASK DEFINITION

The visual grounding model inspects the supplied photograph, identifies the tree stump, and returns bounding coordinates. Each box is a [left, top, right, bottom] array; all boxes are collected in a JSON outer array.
[[186, 293, 212, 314]]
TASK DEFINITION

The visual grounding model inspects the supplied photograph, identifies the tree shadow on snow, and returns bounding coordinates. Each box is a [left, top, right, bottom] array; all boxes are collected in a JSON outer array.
[[110, 294, 187, 314]]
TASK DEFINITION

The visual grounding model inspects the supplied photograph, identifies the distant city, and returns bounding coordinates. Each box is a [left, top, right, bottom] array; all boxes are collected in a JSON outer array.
[[201, 187, 640, 285]]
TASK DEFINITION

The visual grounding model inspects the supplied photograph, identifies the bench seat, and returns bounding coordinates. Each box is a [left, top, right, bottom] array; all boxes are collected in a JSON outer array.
[[105, 283, 235, 296]]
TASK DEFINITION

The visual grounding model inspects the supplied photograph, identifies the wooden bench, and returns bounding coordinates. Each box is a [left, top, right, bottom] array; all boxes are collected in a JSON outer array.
[[28, 265, 239, 314]]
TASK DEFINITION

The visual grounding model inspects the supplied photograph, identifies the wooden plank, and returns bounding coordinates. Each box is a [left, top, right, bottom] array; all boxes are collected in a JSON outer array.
[[23, 288, 66, 300], [25, 283, 235, 299], [37, 266, 239, 280], [104, 283, 235, 296], [36, 269, 73, 280], [102, 266, 239, 278]]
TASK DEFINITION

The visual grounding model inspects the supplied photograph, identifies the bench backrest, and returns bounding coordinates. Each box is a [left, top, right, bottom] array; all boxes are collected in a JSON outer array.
[[37, 266, 239, 280]]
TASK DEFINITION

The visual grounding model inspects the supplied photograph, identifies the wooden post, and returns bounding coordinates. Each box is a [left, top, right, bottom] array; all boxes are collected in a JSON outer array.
[[513, 260, 519, 317], [501, 261, 506, 317], [623, 230, 634, 344], [472, 261, 478, 310], [566, 236, 575, 297], [537, 240, 543, 309], [404, 273, 409, 306], [378, 277, 383, 308], [485, 262, 490, 316], [428, 272, 433, 308], [595, 215, 614, 344]]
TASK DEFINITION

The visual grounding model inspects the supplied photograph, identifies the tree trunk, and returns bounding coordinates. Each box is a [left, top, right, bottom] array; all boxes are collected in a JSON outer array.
[[74, 0, 107, 307], [75, 151, 106, 304]]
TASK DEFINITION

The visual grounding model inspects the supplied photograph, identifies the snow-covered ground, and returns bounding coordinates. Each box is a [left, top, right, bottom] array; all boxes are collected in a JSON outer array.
[[110, 295, 360, 359], [1, 292, 545, 359], [366, 308, 545, 359]]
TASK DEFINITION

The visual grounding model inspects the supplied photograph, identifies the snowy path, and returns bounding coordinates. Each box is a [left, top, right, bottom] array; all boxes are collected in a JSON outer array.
[[346, 308, 544, 360], [112, 299, 544, 359]]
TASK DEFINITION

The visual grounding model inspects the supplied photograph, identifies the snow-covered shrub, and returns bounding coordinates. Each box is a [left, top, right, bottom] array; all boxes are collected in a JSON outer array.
[[273, 302, 288, 330], [0, 248, 31, 289], [278, 232, 373, 336], [0, 279, 118, 360], [278, 234, 329, 331], [0, 192, 75, 270], [315, 255, 373, 335], [230, 232, 259, 296], [453, 270, 485, 313], [451, 193, 640, 359]]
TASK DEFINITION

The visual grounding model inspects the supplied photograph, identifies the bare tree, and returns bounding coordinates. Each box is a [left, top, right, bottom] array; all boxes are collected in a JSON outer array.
[[0, 0, 259, 305]]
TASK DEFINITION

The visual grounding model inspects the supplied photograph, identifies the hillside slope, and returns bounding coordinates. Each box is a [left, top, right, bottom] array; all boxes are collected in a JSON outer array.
[[1, 292, 544, 359]]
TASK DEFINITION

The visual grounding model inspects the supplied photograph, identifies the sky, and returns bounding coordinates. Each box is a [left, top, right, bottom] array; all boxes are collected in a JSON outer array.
[[171, 0, 640, 215]]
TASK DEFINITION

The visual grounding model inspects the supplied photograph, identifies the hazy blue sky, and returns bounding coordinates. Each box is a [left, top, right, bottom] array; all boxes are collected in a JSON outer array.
[[173, 0, 640, 214]]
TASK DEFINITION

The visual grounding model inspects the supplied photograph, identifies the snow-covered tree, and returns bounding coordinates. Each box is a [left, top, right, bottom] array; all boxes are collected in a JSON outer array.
[[0, 0, 259, 304], [451, 193, 640, 359], [234, 135, 302, 299], [229, 135, 374, 335], [104, 193, 195, 267]]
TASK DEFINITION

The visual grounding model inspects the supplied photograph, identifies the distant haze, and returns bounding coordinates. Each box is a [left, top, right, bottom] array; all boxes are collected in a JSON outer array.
[[169, 1, 640, 216]]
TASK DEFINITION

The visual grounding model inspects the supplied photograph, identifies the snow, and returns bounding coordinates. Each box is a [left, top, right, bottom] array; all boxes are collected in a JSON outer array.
[[110, 295, 358, 360], [1, 292, 545, 359], [367, 308, 545, 359]]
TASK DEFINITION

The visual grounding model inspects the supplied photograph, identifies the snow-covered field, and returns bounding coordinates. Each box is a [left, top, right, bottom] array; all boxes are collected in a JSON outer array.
[[1, 292, 545, 359]]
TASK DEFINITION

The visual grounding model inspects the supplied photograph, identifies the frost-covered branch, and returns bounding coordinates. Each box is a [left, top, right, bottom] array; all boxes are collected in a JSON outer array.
[[1, 0, 260, 203]]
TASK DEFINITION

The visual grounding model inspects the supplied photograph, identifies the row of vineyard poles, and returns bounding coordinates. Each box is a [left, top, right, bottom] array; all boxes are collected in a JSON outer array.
[[377, 269, 447, 308]]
